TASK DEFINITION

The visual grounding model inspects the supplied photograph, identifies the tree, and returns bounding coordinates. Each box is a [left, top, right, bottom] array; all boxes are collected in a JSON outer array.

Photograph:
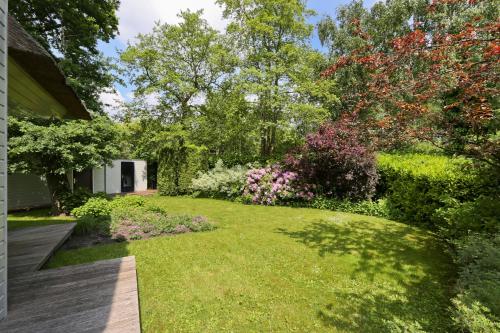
[[8, 117, 121, 214], [121, 10, 237, 123], [317, 0, 430, 116], [321, 0, 499, 167], [9, 0, 120, 112], [217, 0, 337, 159]]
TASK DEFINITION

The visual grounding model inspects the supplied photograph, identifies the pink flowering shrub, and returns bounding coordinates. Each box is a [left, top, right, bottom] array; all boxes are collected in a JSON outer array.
[[243, 164, 315, 205]]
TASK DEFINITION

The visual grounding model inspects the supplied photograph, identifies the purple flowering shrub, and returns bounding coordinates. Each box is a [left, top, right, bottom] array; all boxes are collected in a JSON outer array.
[[285, 119, 378, 200], [243, 164, 315, 205]]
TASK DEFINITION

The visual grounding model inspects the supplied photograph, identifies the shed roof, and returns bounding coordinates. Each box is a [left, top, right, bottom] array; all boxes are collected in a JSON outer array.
[[7, 16, 91, 120]]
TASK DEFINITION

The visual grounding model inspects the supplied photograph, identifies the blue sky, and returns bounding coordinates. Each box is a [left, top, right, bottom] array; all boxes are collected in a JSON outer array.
[[99, 0, 377, 112]]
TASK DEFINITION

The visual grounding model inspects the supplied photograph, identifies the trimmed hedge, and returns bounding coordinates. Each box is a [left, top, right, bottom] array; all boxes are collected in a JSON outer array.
[[377, 153, 478, 228], [158, 137, 208, 196]]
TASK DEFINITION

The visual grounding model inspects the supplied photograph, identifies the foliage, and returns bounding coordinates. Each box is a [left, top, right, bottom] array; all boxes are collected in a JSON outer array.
[[217, 0, 336, 158], [451, 234, 500, 332], [110, 205, 214, 240], [377, 153, 477, 227], [286, 119, 378, 200], [9, 0, 120, 112], [157, 133, 208, 195], [71, 198, 112, 218], [71, 195, 147, 219], [121, 10, 236, 123], [320, 0, 499, 166], [191, 160, 249, 199], [8, 116, 121, 214], [305, 197, 390, 219], [74, 215, 111, 236], [48, 196, 454, 332], [436, 195, 500, 240], [243, 165, 315, 205], [59, 187, 95, 214]]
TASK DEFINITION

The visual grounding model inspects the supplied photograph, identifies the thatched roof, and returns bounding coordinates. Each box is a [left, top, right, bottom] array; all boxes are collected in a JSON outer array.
[[8, 16, 91, 120]]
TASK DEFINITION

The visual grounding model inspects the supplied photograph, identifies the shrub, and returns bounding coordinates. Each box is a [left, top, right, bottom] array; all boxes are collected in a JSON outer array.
[[377, 153, 478, 228], [71, 197, 112, 218], [158, 135, 208, 195], [191, 160, 248, 199], [110, 205, 214, 240], [110, 195, 146, 209], [306, 196, 390, 218], [436, 196, 500, 240], [60, 187, 108, 214], [285, 120, 378, 200], [74, 215, 111, 236], [243, 165, 315, 205], [451, 234, 500, 332]]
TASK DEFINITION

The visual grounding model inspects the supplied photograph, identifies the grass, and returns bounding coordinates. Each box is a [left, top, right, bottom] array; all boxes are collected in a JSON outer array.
[[24, 197, 454, 332], [8, 208, 75, 230]]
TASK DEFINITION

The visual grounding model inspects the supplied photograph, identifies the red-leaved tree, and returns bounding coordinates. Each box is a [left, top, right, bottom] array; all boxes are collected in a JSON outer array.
[[321, 0, 499, 167]]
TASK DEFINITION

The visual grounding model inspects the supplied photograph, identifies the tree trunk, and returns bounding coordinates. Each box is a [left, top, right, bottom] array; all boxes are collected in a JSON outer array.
[[45, 173, 70, 215]]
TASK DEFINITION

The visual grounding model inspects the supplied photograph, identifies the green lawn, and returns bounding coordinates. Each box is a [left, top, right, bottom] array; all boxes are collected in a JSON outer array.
[[8, 208, 75, 230], [16, 197, 455, 332]]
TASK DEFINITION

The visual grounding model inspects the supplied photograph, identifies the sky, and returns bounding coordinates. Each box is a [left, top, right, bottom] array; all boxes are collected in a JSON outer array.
[[99, 0, 379, 114]]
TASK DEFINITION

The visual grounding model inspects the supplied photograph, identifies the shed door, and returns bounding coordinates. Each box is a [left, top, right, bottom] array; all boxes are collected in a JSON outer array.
[[121, 162, 135, 193]]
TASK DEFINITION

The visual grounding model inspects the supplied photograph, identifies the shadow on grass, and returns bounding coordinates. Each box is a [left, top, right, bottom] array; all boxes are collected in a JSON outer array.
[[276, 219, 454, 332]]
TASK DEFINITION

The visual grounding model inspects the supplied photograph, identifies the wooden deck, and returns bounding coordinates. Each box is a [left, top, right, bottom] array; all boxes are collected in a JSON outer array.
[[0, 256, 140, 333], [1, 224, 141, 332], [8, 223, 76, 277]]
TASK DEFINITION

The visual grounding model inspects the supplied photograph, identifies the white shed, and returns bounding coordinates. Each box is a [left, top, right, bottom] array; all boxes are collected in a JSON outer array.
[[87, 160, 148, 195]]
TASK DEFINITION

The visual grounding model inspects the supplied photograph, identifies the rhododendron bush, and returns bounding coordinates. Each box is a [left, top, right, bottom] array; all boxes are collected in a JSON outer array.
[[243, 165, 315, 205]]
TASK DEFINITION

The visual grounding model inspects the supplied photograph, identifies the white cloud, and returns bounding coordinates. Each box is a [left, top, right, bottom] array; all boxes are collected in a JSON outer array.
[[117, 0, 227, 44], [100, 90, 126, 117]]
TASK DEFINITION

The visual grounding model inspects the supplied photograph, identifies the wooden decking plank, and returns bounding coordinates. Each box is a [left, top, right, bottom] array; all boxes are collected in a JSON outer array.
[[7, 223, 76, 277], [0, 256, 140, 333]]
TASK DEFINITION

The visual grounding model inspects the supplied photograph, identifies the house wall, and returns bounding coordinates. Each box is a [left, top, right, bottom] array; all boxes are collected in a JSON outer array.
[[0, 0, 8, 320], [92, 160, 147, 195], [7, 173, 51, 211]]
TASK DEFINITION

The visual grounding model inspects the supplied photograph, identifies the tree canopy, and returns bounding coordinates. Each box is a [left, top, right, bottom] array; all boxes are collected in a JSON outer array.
[[8, 117, 121, 213], [9, 0, 120, 112]]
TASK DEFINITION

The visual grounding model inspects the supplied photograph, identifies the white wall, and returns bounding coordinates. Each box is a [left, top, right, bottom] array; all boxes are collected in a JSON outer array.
[[92, 160, 147, 194], [105, 161, 122, 194], [92, 167, 105, 193], [133, 160, 148, 193], [0, 0, 7, 320]]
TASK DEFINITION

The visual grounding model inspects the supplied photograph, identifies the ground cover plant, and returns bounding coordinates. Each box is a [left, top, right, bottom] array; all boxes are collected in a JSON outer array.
[[43, 196, 454, 332], [70, 195, 214, 243]]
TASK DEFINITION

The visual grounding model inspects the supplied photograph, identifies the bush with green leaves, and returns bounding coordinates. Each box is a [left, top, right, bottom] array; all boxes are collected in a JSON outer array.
[[71, 197, 112, 218], [158, 134, 208, 195], [71, 195, 146, 219], [436, 195, 500, 240], [305, 196, 390, 218], [60, 188, 109, 214], [191, 160, 248, 199], [451, 234, 500, 332], [74, 215, 111, 236], [377, 153, 478, 228]]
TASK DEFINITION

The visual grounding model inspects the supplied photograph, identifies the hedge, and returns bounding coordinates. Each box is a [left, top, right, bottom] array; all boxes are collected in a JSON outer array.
[[377, 153, 478, 228], [158, 138, 208, 196]]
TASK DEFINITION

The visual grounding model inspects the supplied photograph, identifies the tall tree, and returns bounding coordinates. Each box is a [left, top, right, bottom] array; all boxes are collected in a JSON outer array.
[[121, 10, 237, 123], [9, 0, 120, 112], [321, 0, 499, 166], [217, 0, 336, 159], [8, 117, 121, 214]]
